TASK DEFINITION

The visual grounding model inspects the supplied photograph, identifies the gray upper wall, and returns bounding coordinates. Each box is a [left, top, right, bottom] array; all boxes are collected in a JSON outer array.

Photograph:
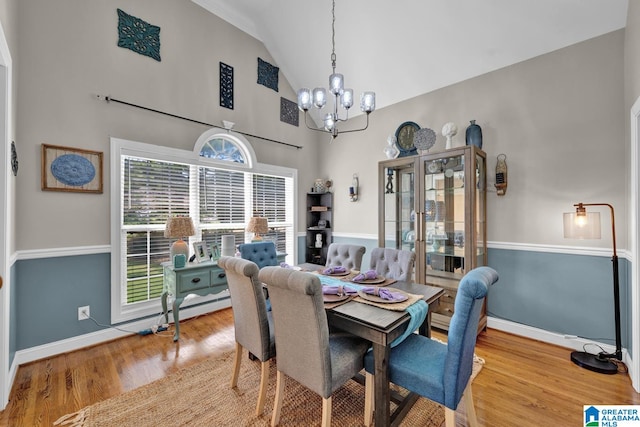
[[316, 30, 626, 251], [12, 0, 323, 251], [1, 0, 633, 254]]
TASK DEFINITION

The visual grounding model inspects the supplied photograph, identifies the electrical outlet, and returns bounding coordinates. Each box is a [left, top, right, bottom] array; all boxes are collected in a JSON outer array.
[[78, 305, 90, 321]]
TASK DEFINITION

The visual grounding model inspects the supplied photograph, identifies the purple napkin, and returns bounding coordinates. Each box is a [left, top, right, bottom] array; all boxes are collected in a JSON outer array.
[[352, 270, 378, 282], [360, 286, 407, 301], [322, 284, 358, 296], [280, 262, 292, 269], [323, 266, 347, 274]]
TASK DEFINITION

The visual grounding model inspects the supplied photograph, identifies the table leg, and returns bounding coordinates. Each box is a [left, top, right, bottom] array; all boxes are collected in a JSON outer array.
[[419, 311, 432, 338], [161, 292, 169, 324], [172, 297, 183, 342], [373, 342, 391, 427]]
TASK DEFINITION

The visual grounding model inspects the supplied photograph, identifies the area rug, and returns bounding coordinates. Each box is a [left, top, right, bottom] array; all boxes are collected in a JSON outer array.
[[54, 350, 484, 427]]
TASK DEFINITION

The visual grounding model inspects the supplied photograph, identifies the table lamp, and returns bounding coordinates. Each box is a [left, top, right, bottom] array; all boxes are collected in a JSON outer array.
[[164, 216, 195, 260], [563, 202, 621, 374], [246, 216, 268, 241]]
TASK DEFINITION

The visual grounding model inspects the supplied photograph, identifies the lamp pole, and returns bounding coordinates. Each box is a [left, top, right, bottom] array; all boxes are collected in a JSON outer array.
[[571, 203, 622, 373]]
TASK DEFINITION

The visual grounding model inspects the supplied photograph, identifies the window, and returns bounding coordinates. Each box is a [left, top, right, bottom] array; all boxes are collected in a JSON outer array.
[[111, 133, 296, 323]]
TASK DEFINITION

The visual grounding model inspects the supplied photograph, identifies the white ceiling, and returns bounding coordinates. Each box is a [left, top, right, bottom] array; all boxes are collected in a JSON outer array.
[[193, 0, 628, 115]]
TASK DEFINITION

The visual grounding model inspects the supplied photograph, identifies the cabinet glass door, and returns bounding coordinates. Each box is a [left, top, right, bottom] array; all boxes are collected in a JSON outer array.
[[422, 153, 466, 281], [379, 159, 417, 251]]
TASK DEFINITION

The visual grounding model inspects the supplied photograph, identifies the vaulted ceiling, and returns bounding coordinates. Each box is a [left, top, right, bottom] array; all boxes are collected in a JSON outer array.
[[193, 0, 628, 113]]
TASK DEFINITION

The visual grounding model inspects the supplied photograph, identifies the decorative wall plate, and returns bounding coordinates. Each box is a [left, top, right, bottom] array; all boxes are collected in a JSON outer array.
[[394, 121, 420, 157], [413, 127, 436, 152]]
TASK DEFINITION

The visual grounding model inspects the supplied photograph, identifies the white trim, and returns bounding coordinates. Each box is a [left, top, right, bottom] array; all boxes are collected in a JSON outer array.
[[12, 299, 230, 367], [16, 245, 111, 260], [0, 17, 11, 410], [630, 95, 640, 392]]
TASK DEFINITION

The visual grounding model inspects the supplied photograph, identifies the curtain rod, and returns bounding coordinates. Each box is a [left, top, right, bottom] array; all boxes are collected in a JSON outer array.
[[96, 95, 303, 150]]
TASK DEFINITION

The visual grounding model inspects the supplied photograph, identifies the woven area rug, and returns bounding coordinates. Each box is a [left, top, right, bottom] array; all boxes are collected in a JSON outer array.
[[55, 350, 484, 427]]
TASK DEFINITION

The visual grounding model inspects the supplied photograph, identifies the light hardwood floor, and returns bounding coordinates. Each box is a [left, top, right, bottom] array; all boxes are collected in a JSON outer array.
[[1, 308, 639, 426]]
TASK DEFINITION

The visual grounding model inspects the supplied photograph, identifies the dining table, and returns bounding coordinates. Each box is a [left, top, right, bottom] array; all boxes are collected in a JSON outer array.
[[297, 263, 445, 427]]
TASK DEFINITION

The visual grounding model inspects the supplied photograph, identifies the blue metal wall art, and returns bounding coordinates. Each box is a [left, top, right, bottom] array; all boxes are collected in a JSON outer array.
[[117, 9, 161, 62]]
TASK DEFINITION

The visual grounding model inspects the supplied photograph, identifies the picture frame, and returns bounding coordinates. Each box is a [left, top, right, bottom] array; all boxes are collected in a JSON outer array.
[[210, 244, 220, 261], [41, 144, 103, 193], [193, 242, 210, 263]]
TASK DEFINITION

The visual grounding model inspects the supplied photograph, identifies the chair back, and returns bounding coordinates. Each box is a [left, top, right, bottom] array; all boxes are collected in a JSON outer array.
[[217, 256, 275, 362], [444, 266, 498, 408], [369, 247, 416, 281], [258, 266, 334, 397], [325, 243, 366, 271], [238, 241, 278, 269]]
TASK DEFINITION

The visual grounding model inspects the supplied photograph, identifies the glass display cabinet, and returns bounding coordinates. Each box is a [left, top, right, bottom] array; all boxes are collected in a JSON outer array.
[[378, 145, 487, 333]]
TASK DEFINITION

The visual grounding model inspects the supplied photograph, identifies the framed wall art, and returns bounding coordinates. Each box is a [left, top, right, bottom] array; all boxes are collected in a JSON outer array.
[[41, 144, 103, 193]]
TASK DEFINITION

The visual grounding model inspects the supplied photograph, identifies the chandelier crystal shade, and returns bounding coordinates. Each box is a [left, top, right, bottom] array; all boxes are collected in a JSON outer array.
[[297, 0, 376, 140]]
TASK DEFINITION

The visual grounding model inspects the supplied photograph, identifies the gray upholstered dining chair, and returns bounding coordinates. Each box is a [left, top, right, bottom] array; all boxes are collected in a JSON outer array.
[[217, 256, 276, 416], [369, 247, 416, 282], [363, 266, 499, 427], [258, 266, 371, 427], [238, 241, 278, 269], [325, 243, 366, 271]]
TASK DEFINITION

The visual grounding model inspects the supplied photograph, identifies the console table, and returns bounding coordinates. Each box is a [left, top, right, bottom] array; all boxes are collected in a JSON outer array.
[[162, 261, 228, 341]]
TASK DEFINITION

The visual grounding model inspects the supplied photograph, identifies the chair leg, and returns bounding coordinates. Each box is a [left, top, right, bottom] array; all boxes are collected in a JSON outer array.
[[364, 372, 374, 426], [321, 396, 332, 427], [445, 407, 456, 427], [255, 360, 270, 416], [462, 385, 478, 427], [230, 341, 242, 388], [271, 370, 285, 426]]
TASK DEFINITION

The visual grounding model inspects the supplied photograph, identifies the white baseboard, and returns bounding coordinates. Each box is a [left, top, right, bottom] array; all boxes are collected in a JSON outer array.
[[487, 316, 634, 381], [12, 299, 231, 367]]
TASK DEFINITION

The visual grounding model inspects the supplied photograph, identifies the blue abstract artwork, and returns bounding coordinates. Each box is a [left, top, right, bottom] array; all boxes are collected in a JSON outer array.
[[117, 9, 161, 62], [220, 62, 234, 109], [280, 97, 299, 127], [257, 57, 279, 92]]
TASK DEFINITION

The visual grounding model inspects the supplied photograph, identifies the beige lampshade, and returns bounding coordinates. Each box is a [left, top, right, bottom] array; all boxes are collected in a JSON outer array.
[[164, 216, 195, 260], [246, 216, 268, 240]]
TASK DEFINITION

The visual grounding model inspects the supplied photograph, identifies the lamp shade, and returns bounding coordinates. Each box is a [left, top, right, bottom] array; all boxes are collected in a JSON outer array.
[[164, 216, 195, 260], [247, 217, 268, 241], [563, 211, 601, 239]]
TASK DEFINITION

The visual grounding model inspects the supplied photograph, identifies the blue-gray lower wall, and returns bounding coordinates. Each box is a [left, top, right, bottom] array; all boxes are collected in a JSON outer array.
[[10, 240, 631, 360]]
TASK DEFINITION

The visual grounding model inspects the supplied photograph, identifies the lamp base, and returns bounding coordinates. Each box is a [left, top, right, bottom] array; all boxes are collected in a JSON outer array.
[[170, 240, 189, 260], [571, 351, 618, 375]]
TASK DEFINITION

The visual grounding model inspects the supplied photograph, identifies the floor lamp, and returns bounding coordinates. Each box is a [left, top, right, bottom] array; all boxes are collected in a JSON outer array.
[[563, 202, 622, 374]]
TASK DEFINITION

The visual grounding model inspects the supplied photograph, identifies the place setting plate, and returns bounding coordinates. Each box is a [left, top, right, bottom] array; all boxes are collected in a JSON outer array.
[[351, 275, 386, 284], [357, 288, 409, 304], [323, 294, 351, 303]]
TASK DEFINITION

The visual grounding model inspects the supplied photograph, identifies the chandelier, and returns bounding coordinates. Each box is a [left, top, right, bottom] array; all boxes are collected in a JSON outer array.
[[297, 0, 376, 140]]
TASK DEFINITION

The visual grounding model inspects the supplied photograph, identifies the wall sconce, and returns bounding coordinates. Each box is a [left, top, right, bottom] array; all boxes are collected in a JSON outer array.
[[349, 173, 359, 202]]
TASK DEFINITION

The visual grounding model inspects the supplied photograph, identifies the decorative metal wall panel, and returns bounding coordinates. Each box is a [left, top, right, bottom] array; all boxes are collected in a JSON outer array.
[[280, 97, 299, 127], [257, 57, 279, 92], [117, 9, 161, 62], [220, 62, 234, 109]]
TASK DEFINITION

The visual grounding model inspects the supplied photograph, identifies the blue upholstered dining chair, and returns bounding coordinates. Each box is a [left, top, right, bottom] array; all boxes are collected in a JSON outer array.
[[217, 256, 276, 416], [363, 266, 499, 427], [369, 247, 416, 282], [239, 241, 278, 269], [325, 243, 366, 271], [258, 266, 371, 427]]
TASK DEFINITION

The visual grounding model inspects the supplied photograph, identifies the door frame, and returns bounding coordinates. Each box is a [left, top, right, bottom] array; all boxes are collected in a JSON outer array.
[[630, 96, 640, 392], [0, 19, 12, 409]]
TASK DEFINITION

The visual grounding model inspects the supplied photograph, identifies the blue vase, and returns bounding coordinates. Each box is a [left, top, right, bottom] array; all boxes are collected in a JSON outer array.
[[465, 120, 483, 149]]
